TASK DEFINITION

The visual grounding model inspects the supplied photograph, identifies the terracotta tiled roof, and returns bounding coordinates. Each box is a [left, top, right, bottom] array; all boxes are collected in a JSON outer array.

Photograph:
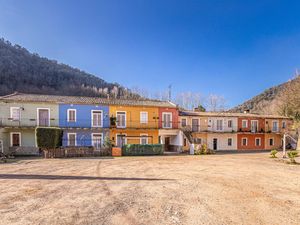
[[179, 110, 290, 119], [0, 92, 177, 108]]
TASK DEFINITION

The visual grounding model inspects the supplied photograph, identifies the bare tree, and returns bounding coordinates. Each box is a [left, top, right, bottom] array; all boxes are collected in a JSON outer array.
[[175, 92, 205, 110], [206, 94, 226, 112]]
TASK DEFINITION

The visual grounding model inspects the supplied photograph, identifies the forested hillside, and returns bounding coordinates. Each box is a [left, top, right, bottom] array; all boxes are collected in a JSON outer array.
[[0, 38, 139, 98]]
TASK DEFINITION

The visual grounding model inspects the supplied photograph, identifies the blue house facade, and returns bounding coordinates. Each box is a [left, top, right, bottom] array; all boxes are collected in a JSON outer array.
[[59, 104, 110, 148]]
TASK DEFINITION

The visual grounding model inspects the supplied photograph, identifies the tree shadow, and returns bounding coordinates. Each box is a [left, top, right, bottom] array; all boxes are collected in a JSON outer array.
[[0, 174, 173, 181]]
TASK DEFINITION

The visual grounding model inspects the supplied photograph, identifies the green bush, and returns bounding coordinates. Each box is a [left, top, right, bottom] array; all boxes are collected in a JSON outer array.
[[270, 150, 278, 158], [104, 136, 112, 148], [122, 144, 163, 156], [36, 127, 63, 149], [287, 151, 299, 163]]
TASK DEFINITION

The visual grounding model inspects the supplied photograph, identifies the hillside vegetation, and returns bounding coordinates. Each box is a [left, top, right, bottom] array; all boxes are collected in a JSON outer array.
[[230, 76, 300, 120], [0, 38, 139, 99]]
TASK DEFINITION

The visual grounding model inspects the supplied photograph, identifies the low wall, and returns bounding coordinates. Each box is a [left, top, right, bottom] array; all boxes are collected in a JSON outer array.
[[43, 147, 111, 158], [9, 146, 40, 156]]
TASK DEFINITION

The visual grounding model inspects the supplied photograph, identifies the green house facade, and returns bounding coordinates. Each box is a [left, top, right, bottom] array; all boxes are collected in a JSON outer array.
[[0, 94, 59, 155]]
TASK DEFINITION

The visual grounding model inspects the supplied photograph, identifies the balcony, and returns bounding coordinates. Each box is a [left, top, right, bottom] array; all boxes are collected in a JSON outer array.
[[180, 124, 238, 133], [0, 118, 57, 128], [112, 120, 159, 129]]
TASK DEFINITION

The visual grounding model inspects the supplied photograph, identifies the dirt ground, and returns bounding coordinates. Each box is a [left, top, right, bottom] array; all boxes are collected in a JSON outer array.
[[0, 152, 299, 225]]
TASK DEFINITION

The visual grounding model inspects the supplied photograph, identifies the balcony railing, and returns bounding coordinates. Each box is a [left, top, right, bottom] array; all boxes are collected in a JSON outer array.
[[0, 117, 288, 132], [0, 118, 57, 127], [179, 124, 287, 133], [0, 118, 166, 129]]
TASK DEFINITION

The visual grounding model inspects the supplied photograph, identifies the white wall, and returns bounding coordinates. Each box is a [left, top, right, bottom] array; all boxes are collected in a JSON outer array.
[[208, 117, 238, 132], [207, 133, 237, 150]]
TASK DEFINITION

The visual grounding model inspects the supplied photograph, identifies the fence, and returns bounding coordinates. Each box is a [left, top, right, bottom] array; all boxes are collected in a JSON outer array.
[[43, 146, 111, 158]]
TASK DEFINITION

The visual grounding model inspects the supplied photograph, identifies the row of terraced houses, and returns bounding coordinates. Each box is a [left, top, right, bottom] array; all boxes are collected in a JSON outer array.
[[0, 92, 292, 155]]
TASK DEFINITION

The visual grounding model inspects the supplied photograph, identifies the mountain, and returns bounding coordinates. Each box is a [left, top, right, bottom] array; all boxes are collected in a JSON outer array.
[[0, 38, 139, 99], [230, 76, 300, 117]]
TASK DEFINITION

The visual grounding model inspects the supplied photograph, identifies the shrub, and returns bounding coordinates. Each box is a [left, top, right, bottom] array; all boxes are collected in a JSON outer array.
[[36, 127, 63, 149], [104, 136, 112, 148], [194, 144, 202, 155], [270, 150, 278, 158], [194, 144, 215, 155], [287, 151, 299, 163], [122, 144, 163, 156]]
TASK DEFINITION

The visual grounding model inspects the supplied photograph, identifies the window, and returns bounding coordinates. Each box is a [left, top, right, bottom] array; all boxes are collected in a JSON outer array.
[[67, 109, 76, 122], [228, 120, 232, 128], [242, 138, 247, 146], [140, 134, 148, 145], [228, 138, 232, 146], [242, 120, 248, 128], [116, 112, 126, 128], [162, 112, 172, 128], [92, 110, 103, 127], [251, 120, 258, 133], [255, 138, 261, 146], [92, 133, 102, 149], [269, 138, 274, 146], [37, 108, 50, 126], [10, 107, 21, 121], [272, 121, 279, 132], [195, 138, 202, 144], [192, 119, 199, 132], [184, 138, 187, 146], [68, 133, 76, 146], [216, 119, 223, 131], [140, 112, 148, 124], [181, 118, 187, 127], [282, 121, 286, 129], [10, 132, 21, 147]]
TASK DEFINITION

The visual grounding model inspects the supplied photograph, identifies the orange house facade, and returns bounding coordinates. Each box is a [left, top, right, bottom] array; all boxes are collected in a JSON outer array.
[[179, 111, 292, 151], [236, 116, 291, 150], [158, 107, 183, 151]]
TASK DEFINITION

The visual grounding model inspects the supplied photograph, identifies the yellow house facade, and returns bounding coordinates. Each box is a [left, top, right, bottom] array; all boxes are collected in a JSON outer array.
[[109, 105, 160, 147]]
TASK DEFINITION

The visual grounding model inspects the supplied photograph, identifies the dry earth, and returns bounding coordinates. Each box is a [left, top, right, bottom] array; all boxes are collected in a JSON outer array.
[[0, 152, 299, 225]]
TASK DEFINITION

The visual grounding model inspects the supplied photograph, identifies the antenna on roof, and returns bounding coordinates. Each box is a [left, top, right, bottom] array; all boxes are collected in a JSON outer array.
[[168, 84, 172, 102]]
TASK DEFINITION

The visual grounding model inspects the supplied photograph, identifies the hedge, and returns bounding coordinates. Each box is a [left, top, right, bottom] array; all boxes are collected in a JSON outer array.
[[36, 127, 63, 149], [122, 144, 163, 156]]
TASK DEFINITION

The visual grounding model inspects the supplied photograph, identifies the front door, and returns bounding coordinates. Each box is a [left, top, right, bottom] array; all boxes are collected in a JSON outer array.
[[38, 109, 49, 126], [192, 119, 199, 132], [213, 138, 218, 150], [165, 137, 170, 151], [116, 134, 126, 147]]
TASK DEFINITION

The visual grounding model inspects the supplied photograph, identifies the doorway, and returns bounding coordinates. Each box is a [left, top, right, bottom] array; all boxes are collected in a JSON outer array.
[[164, 137, 170, 151], [213, 138, 218, 150], [0, 140, 3, 153]]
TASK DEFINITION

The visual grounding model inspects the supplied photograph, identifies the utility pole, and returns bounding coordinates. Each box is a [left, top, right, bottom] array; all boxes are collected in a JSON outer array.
[[283, 133, 286, 158]]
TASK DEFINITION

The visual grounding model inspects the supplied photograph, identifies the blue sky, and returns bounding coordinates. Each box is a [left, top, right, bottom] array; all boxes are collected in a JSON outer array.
[[0, 0, 300, 107]]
